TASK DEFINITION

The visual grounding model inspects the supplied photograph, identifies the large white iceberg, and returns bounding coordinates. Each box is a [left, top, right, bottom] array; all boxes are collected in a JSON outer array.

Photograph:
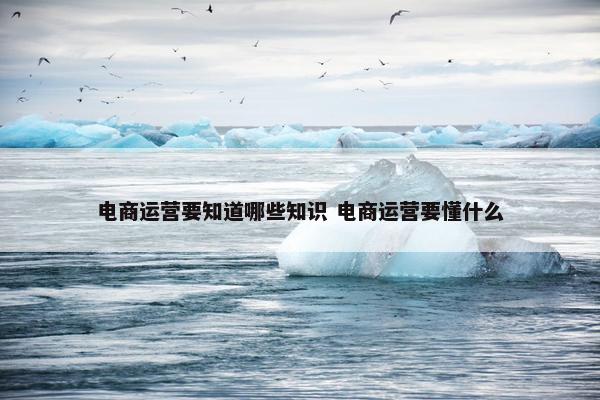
[[277, 156, 571, 278]]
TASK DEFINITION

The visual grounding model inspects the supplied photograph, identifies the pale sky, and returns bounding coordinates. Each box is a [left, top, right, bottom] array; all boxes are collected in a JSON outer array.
[[0, 0, 599, 126]]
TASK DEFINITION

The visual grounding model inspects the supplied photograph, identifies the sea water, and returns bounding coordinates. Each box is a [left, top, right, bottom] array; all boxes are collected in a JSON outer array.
[[0, 149, 598, 398]]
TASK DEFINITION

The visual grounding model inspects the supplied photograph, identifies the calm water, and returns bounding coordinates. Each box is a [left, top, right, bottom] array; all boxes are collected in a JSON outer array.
[[0, 149, 599, 398]]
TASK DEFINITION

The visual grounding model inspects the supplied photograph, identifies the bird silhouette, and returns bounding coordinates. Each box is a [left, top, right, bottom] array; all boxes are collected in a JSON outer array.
[[253, 40, 259, 48], [354, 88, 365, 92], [239, 96, 245, 104], [379, 59, 388, 66], [172, 48, 179, 52], [104, 52, 116, 61], [448, 59, 453, 63], [38, 57, 50, 66], [181, 56, 187, 62], [207, 4, 213, 13], [109, 72, 122, 79], [363, 67, 371, 71], [316, 59, 330, 66], [171, 7, 196, 16], [12, 11, 21, 19], [390, 9, 409, 24], [318, 71, 327, 79], [76, 98, 82, 103], [379, 80, 392, 86], [17, 96, 28, 102]]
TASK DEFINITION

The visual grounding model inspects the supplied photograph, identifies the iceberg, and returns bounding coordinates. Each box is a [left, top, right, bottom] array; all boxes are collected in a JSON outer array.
[[224, 127, 271, 148], [0, 115, 119, 148], [93, 133, 157, 149], [549, 125, 600, 148], [161, 135, 215, 148], [278, 156, 570, 278], [336, 131, 416, 149], [160, 119, 221, 146]]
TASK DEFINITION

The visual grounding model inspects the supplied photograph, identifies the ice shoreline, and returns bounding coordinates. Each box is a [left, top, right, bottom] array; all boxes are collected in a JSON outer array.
[[0, 113, 599, 149]]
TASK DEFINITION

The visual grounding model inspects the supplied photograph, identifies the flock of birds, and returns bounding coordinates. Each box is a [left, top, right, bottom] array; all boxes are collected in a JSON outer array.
[[10, 6, 458, 107]]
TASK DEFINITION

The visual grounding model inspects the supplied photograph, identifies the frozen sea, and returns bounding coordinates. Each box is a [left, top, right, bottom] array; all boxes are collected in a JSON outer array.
[[0, 149, 599, 399]]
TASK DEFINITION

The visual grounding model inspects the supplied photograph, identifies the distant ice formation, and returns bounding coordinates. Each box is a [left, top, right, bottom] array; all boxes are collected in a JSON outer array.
[[277, 156, 571, 278], [1, 113, 599, 148]]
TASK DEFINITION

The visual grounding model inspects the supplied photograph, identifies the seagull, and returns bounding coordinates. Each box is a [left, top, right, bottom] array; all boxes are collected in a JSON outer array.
[[207, 4, 213, 13], [363, 67, 371, 71], [84, 85, 99, 91], [316, 59, 330, 66], [253, 40, 259, 48], [447, 59, 453, 63], [101, 100, 114, 104], [38, 57, 50, 66], [172, 48, 179, 52], [143, 81, 163, 87], [171, 7, 196, 16], [181, 56, 187, 61], [379, 59, 388, 66], [76, 98, 82, 103], [127, 88, 136, 93], [104, 52, 116, 61], [354, 88, 365, 92], [390, 9, 409, 25], [12, 11, 21, 18], [17, 96, 28, 102], [318, 71, 327, 79], [20, 89, 26, 93], [239, 96, 245, 104], [184, 89, 198, 94], [379, 80, 392, 86], [109, 72, 123, 79], [100, 65, 108, 69]]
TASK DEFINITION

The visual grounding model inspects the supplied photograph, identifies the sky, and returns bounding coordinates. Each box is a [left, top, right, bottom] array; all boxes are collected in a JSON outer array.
[[0, 0, 599, 126]]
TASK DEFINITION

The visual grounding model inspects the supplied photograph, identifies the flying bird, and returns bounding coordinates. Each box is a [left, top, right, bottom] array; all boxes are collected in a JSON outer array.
[[17, 96, 28, 102], [84, 85, 99, 91], [181, 56, 187, 62], [379, 80, 392, 86], [354, 88, 365, 92], [104, 52, 116, 61], [239, 96, 245, 104], [109, 72, 123, 79], [76, 98, 82, 103], [172, 48, 179, 52], [127, 88, 136, 93], [184, 89, 198, 94], [363, 67, 371, 71], [12, 11, 21, 18], [38, 57, 50, 66], [253, 40, 259, 48], [171, 7, 196, 16], [143, 81, 163, 87], [101, 100, 114, 104], [390, 9, 409, 25], [100, 65, 108, 69], [207, 4, 213, 13], [318, 71, 327, 79], [447, 59, 453, 63], [379, 59, 388, 66], [316, 59, 330, 66]]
